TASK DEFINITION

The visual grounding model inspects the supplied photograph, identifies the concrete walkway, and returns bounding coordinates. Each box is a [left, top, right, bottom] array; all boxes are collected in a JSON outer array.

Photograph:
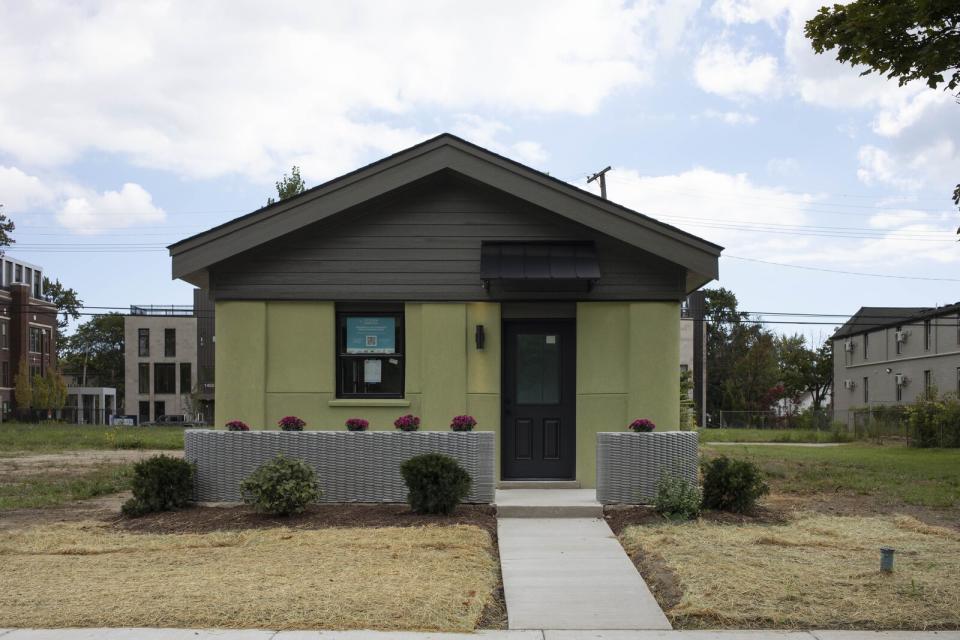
[[497, 518, 671, 630], [495, 489, 602, 518], [1, 630, 957, 639]]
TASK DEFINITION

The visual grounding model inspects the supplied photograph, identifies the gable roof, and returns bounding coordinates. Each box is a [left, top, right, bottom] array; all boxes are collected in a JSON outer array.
[[169, 133, 722, 290], [831, 304, 960, 339]]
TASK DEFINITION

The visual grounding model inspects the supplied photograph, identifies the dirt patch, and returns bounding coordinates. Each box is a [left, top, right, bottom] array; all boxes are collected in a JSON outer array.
[[765, 492, 960, 530], [618, 513, 960, 630], [0, 521, 498, 632], [114, 502, 507, 629], [0, 449, 181, 479]]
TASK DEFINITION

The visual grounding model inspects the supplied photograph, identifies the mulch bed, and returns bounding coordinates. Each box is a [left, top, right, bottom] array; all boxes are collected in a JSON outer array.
[[603, 504, 789, 536], [114, 502, 498, 537]]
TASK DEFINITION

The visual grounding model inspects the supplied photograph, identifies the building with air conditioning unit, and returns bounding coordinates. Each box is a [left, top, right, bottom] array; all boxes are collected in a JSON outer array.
[[832, 303, 960, 425]]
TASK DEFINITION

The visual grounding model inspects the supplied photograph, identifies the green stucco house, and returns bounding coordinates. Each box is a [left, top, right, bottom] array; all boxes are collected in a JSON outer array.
[[169, 134, 721, 487]]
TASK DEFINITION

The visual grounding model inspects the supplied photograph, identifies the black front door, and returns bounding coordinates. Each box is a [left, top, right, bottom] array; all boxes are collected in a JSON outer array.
[[502, 320, 576, 479]]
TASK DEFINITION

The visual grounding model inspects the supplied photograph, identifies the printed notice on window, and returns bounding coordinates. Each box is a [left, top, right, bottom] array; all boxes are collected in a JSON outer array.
[[346, 316, 396, 354], [364, 359, 382, 384]]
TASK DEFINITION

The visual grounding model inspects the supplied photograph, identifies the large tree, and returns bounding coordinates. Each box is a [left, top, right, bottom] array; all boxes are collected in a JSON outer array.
[[60, 313, 125, 400], [775, 334, 835, 412], [806, 1, 960, 215], [0, 204, 15, 252], [42, 277, 83, 336], [266, 165, 306, 205]]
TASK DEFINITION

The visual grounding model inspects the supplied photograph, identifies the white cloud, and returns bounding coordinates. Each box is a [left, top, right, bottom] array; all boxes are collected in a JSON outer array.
[[694, 41, 780, 99], [56, 183, 165, 234], [450, 114, 550, 166], [592, 167, 814, 256], [588, 167, 959, 270], [710, 0, 791, 25], [0, 166, 55, 211], [0, 1, 700, 183], [766, 157, 799, 176], [702, 109, 758, 125]]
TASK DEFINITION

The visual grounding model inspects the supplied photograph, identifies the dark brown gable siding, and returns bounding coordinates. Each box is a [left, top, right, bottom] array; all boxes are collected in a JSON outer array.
[[209, 173, 684, 301]]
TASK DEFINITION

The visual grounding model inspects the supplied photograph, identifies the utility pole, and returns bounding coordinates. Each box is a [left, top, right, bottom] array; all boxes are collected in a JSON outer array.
[[587, 166, 612, 200]]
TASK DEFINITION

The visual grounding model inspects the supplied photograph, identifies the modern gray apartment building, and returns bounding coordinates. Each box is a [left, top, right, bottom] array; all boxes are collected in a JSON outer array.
[[832, 303, 960, 424], [123, 289, 214, 424]]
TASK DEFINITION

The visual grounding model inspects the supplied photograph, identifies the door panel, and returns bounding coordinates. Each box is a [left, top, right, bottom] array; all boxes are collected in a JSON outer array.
[[502, 321, 575, 479]]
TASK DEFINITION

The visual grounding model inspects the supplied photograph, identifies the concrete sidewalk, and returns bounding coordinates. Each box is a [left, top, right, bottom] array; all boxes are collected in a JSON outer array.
[[1, 629, 958, 639], [497, 518, 671, 630]]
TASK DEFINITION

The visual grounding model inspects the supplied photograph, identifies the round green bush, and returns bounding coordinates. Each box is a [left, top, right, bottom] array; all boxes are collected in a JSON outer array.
[[400, 453, 472, 515], [701, 455, 769, 514], [121, 454, 195, 517], [240, 454, 322, 516]]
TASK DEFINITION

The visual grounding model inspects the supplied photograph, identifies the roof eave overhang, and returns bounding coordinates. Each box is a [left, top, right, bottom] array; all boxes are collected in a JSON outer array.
[[170, 136, 722, 286]]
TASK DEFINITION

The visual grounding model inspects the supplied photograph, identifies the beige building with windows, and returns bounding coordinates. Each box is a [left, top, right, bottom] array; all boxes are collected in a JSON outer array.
[[124, 306, 198, 424], [832, 303, 960, 425]]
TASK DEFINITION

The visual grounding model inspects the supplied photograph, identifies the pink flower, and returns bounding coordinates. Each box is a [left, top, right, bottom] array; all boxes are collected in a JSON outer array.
[[394, 414, 421, 432], [345, 418, 369, 431], [226, 420, 250, 432], [450, 415, 477, 432], [628, 418, 656, 433], [278, 416, 306, 431]]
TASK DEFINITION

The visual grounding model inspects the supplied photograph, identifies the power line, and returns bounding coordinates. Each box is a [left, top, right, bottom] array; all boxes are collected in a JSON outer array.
[[724, 255, 960, 282]]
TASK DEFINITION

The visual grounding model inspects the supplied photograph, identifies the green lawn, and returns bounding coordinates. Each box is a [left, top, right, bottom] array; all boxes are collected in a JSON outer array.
[[703, 443, 960, 508], [0, 463, 133, 510], [697, 427, 851, 443], [0, 423, 185, 455]]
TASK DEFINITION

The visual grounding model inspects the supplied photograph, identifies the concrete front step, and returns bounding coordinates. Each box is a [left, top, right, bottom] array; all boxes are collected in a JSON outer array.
[[496, 489, 603, 518], [498, 480, 582, 490]]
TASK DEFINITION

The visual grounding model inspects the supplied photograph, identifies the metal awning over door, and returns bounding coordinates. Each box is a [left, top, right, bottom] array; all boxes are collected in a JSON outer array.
[[480, 242, 600, 292]]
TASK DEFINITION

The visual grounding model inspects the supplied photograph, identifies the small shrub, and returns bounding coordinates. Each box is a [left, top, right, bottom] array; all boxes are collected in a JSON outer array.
[[629, 418, 656, 433], [394, 414, 421, 432], [906, 395, 960, 448], [701, 455, 769, 514], [278, 415, 306, 431], [226, 420, 250, 431], [121, 454, 195, 517], [345, 417, 369, 431], [240, 454, 321, 516], [450, 415, 477, 432], [400, 453, 471, 514], [654, 473, 701, 521]]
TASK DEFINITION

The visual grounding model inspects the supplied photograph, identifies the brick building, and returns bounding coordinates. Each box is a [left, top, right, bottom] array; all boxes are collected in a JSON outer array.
[[0, 257, 57, 418]]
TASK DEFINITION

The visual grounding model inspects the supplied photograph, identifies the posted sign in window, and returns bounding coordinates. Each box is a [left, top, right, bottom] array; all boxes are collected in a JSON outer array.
[[346, 317, 396, 354]]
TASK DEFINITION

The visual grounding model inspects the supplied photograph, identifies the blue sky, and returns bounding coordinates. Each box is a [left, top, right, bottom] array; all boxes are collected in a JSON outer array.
[[0, 0, 957, 344]]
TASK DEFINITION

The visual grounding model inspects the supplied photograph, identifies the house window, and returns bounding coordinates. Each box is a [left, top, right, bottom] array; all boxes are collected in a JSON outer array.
[[33, 272, 42, 298], [924, 369, 933, 396], [336, 310, 404, 398], [1, 361, 8, 387], [4, 261, 11, 285], [924, 319, 932, 351], [0, 320, 8, 349], [138, 328, 150, 357], [863, 333, 869, 360], [14, 264, 22, 283], [154, 363, 176, 394], [29, 364, 41, 379], [154, 400, 166, 420], [138, 363, 150, 394], [28, 327, 42, 353], [895, 376, 902, 402], [863, 376, 869, 403], [179, 362, 191, 394], [164, 328, 176, 357]]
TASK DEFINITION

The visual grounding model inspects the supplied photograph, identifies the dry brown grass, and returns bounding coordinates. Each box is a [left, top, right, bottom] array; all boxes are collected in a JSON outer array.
[[0, 521, 497, 631], [620, 513, 960, 630]]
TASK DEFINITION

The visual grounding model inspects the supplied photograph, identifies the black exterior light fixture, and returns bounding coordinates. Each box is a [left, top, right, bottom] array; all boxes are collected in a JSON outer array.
[[475, 324, 486, 351]]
